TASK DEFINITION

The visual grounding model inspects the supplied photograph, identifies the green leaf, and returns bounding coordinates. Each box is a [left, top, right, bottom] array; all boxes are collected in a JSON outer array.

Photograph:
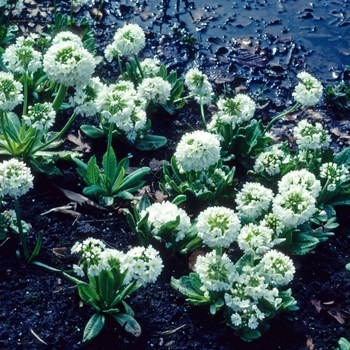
[[81, 124, 106, 138], [133, 135, 167, 151], [98, 269, 114, 305], [117, 167, 150, 193], [329, 194, 350, 206], [29, 158, 62, 177], [172, 195, 187, 206], [111, 312, 141, 337], [338, 337, 350, 350], [86, 156, 100, 186], [103, 147, 117, 183], [289, 232, 319, 255], [83, 313, 105, 342], [83, 185, 108, 197], [334, 148, 350, 167], [77, 282, 100, 304], [239, 327, 262, 342]]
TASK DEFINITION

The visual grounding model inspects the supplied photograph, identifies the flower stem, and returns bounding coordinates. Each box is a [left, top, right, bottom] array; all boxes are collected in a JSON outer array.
[[133, 54, 144, 80], [14, 197, 29, 261], [215, 247, 222, 256], [117, 55, 124, 76], [32, 111, 76, 153], [199, 95, 207, 128], [105, 123, 114, 177], [52, 84, 69, 112], [264, 102, 300, 133], [22, 73, 28, 116], [0, 111, 16, 155]]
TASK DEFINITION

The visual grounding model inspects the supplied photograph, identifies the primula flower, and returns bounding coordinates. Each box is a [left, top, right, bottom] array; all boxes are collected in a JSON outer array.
[[52, 31, 85, 46], [259, 250, 295, 286], [278, 169, 321, 198], [69, 77, 105, 117], [139, 58, 161, 77], [196, 206, 241, 248], [272, 185, 316, 227], [235, 182, 274, 220], [293, 119, 331, 150], [253, 145, 286, 176], [0, 159, 33, 198], [217, 94, 256, 126], [137, 76, 172, 105], [260, 213, 285, 236], [97, 82, 147, 142], [0, 72, 23, 111], [0, 0, 23, 10], [174, 130, 221, 172], [43, 40, 96, 87], [2, 36, 42, 74], [319, 162, 349, 192], [140, 201, 191, 242], [237, 223, 274, 255], [184, 67, 213, 105], [195, 251, 237, 292], [105, 23, 146, 60], [22, 102, 56, 130], [123, 245, 163, 285], [292, 71, 323, 106]]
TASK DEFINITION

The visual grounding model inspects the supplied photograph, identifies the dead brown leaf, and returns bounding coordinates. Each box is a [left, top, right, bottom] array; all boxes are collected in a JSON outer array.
[[67, 130, 91, 152], [52, 247, 68, 257], [311, 298, 350, 324], [191, 8, 204, 23], [90, 8, 103, 21], [330, 127, 350, 141], [149, 158, 168, 172], [306, 336, 314, 350]]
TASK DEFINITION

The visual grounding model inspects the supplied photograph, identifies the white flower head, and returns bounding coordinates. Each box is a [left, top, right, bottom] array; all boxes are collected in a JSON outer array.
[[123, 245, 163, 285], [260, 213, 285, 236], [216, 94, 256, 126], [139, 58, 161, 77], [278, 169, 321, 198], [70, 77, 106, 117], [174, 130, 221, 172], [43, 40, 96, 87], [140, 201, 191, 242], [293, 120, 331, 150], [184, 67, 213, 105], [0, 159, 34, 198], [292, 71, 323, 106], [319, 162, 349, 192], [259, 249, 295, 286], [0, 72, 23, 111], [196, 206, 241, 248], [273, 185, 316, 227], [137, 76, 172, 105], [237, 223, 274, 255], [106, 23, 146, 58], [51, 31, 84, 46], [195, 251, 237, 292], [235, 182, 274, 220], [253, 145, 285, 176], [2, 36, 42, 74], [22, 102, 56, 131]]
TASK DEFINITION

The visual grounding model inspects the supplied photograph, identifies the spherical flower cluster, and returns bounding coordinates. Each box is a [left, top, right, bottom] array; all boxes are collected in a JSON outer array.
[[293, 120, 331, 150], [272, 186, 316, 227], [139, 58, 161, 77], [260, 213, 285, 236], [184, 67, 213, 105], [97, 82, 147, 142], [195, 251, 237, 292], [319, 162, 349, 192], [292, 71, 323, 106], [43, 40, 96, 87], [123, 245, 163, 285], [140, 201, 191, 242], [104, 23, 146, 60], [52, 31, 84, 46], [137, 76, 172, 105], [235, 182, 274, 220], [174, 130, 221, 172], [278, 169, 321, 198], [0, 0, 23, 10], [2, 36, 42, 74], [237, 223, 274, 255], [69, 77, 105, 117], [0, 159, 34, 198], [22, 102, 56, 130], [259, 250, 295, 286], [216, 94, 256, 126], [196, 206, 241, 248], [71, 238, 106, 269], [0, 72, 23, 111], [253, 145, 286, 176]]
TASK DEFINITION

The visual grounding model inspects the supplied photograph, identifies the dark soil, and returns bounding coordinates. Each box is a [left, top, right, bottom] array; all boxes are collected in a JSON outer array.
[[1, 1, 350, 349]]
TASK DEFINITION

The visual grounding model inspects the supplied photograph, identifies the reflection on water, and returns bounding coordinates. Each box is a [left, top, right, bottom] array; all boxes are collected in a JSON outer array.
[[106, 0, 350, 82]]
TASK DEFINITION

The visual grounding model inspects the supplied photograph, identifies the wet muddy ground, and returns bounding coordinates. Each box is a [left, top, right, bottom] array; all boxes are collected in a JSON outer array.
[[1, 0, 350, 349]]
